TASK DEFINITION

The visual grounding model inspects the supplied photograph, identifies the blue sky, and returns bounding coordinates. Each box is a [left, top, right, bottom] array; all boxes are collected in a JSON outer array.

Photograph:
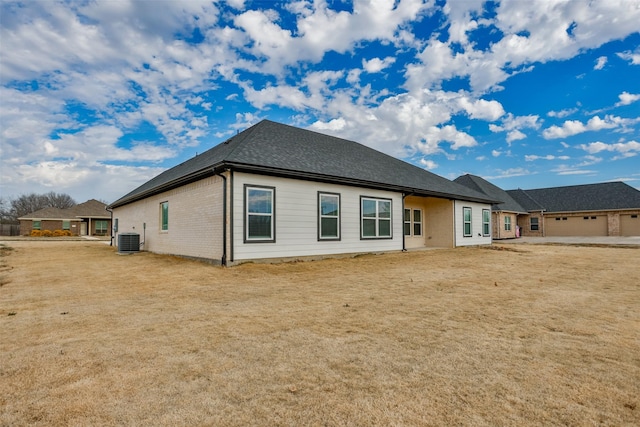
[[1, 0, 639, 204]]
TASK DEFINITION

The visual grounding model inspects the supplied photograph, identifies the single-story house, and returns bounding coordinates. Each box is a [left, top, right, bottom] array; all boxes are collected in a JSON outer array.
[[455, 174, 640, 237], [454, 174, 528, 239], [507, 182, 640, 237], [19, 199, 112, 236], [109, 120, 497, 265]]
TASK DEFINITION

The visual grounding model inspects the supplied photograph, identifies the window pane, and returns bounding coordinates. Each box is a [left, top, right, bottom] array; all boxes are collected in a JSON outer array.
[[321, 195, 339, 216], [404, 209, 411, 222], [404, 222, 411, 236], [379, 219, 391, 236], [362, 218, 376, 236], [161, 202, 169, 231], [248, 189, 272, 214], [414, 223, 421, 236], [464, 223, 471, 235], [63, 220, 70, 230], [413, 209, 421, 222], [378, 201, 391, 218], [464, 208, 471, 221], [248, 215, 272, 239], [33, 221, 41, 230], [362, 199, 376, 217], [321, 217, 338, 238]]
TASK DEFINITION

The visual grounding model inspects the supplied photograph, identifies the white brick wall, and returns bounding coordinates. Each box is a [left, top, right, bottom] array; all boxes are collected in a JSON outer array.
[[113, 175, 225, 262]]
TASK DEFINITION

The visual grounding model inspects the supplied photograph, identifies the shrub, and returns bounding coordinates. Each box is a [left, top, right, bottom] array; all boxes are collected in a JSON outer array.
[[30, 230, 43, 237], [42, 230, 53, 237]]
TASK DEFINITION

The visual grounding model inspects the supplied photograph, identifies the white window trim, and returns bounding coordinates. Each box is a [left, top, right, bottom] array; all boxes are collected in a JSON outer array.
[[361, 197, 393, 239], [482, 209, 490, 237], [245, 185, 275, 243], [463, 207, 472, 237], [318, 192, 340, 241]]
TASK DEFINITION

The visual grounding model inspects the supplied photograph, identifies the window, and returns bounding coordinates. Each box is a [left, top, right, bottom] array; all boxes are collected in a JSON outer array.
[[632, 215, 638, 219], [95, 220, 108, 235], [160, 202, 169, 231], [504, 216, 511, 231], [319, 192, 340, 240], [33, 220, 41, 230], [404, 208, 422, 236], [556, 217, 561, 221], [463, 207, 472, 237], [62, 220, 70, 230], [245, 185, 275, 242], [404, 209, 411, 236], [482, 209, 490, 236], [530, 217, 539, 231], [584, 216, 589, 220], [114, 218, 119, 232], [590, 216, 596, 220], [413, 209, 422, 236], [361, 197, 392, 239]]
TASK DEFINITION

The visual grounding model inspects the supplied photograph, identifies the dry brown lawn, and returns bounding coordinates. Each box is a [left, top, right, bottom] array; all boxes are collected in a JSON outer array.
[[1, 240, 639, 426]]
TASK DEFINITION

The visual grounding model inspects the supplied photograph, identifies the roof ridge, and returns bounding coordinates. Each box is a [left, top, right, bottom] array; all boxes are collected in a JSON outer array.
[[220, 120, 266, 162]]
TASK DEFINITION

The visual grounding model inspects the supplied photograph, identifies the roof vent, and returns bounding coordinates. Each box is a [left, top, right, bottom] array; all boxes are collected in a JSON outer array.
[[118, 233, 140, 253]]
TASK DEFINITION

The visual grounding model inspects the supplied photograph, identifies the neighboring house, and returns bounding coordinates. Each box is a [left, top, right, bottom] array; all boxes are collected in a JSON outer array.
[[455, 175, 640, 237], [507, 182, 640, 237], [19, 199, 111, 236], [454, 174, 528, 239], [109, 120, 496, 265]]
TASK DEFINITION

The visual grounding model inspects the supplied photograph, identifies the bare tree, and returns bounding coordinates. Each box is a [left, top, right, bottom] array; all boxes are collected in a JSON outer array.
[[5, 192, 77, 221]]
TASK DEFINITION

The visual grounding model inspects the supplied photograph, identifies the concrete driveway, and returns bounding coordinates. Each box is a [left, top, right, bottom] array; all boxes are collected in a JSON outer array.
[[499, 236, 640, 246]]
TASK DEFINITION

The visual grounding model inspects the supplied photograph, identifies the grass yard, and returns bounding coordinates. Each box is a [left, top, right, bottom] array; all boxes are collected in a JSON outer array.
[[1, 240, 639, 426]]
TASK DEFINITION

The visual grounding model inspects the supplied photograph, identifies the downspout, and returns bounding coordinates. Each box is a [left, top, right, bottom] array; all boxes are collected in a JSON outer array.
[[215, 169, 228, 266], [105, 206, 113, 246]]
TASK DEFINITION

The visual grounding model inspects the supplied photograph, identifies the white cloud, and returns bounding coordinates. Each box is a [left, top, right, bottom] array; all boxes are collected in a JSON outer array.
[[524, 154, 571, 161], [419, 158, 438, 170], [457, 97, 505, 121], [615, 91, 640, 106], [548, 108, 578, 118], [617, 49, 640, 65], [594, 56, 607, 70], [506, 129, 526, 143], [362, 57, 396, 73], [551, 165, 597, 176], [491, 150, 502, 157], [577, 140, 640, 155], [485, 168, 534, 179], [542, 115, 626, 139]]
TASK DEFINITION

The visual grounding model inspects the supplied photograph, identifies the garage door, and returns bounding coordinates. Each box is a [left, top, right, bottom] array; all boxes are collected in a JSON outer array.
[[545, 215, 607, 236], [620, 214, 640, 236]]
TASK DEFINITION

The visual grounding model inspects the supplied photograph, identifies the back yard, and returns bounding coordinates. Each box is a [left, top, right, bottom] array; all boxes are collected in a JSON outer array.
[[1, 240, 638, 426]]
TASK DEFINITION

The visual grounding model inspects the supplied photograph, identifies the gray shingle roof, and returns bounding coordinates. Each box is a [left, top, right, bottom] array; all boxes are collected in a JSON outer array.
[[454, 174, 527, 213], [506, 182, 640, 213], [110, 120, 495, 208], [18, 199, 108, 219]]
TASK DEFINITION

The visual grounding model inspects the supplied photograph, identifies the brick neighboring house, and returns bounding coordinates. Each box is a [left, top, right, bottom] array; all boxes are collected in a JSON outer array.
[[456, 175, 640, 237], [19, 199, 111, 236]]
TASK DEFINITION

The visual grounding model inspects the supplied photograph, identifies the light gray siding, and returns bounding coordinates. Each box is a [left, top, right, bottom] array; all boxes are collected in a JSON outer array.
[[454, 200, 493, 246], [231, 172, 403, 261]]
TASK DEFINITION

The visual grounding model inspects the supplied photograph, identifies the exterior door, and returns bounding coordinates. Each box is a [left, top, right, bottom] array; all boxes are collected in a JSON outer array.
[[80, 222, 87, 236]]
